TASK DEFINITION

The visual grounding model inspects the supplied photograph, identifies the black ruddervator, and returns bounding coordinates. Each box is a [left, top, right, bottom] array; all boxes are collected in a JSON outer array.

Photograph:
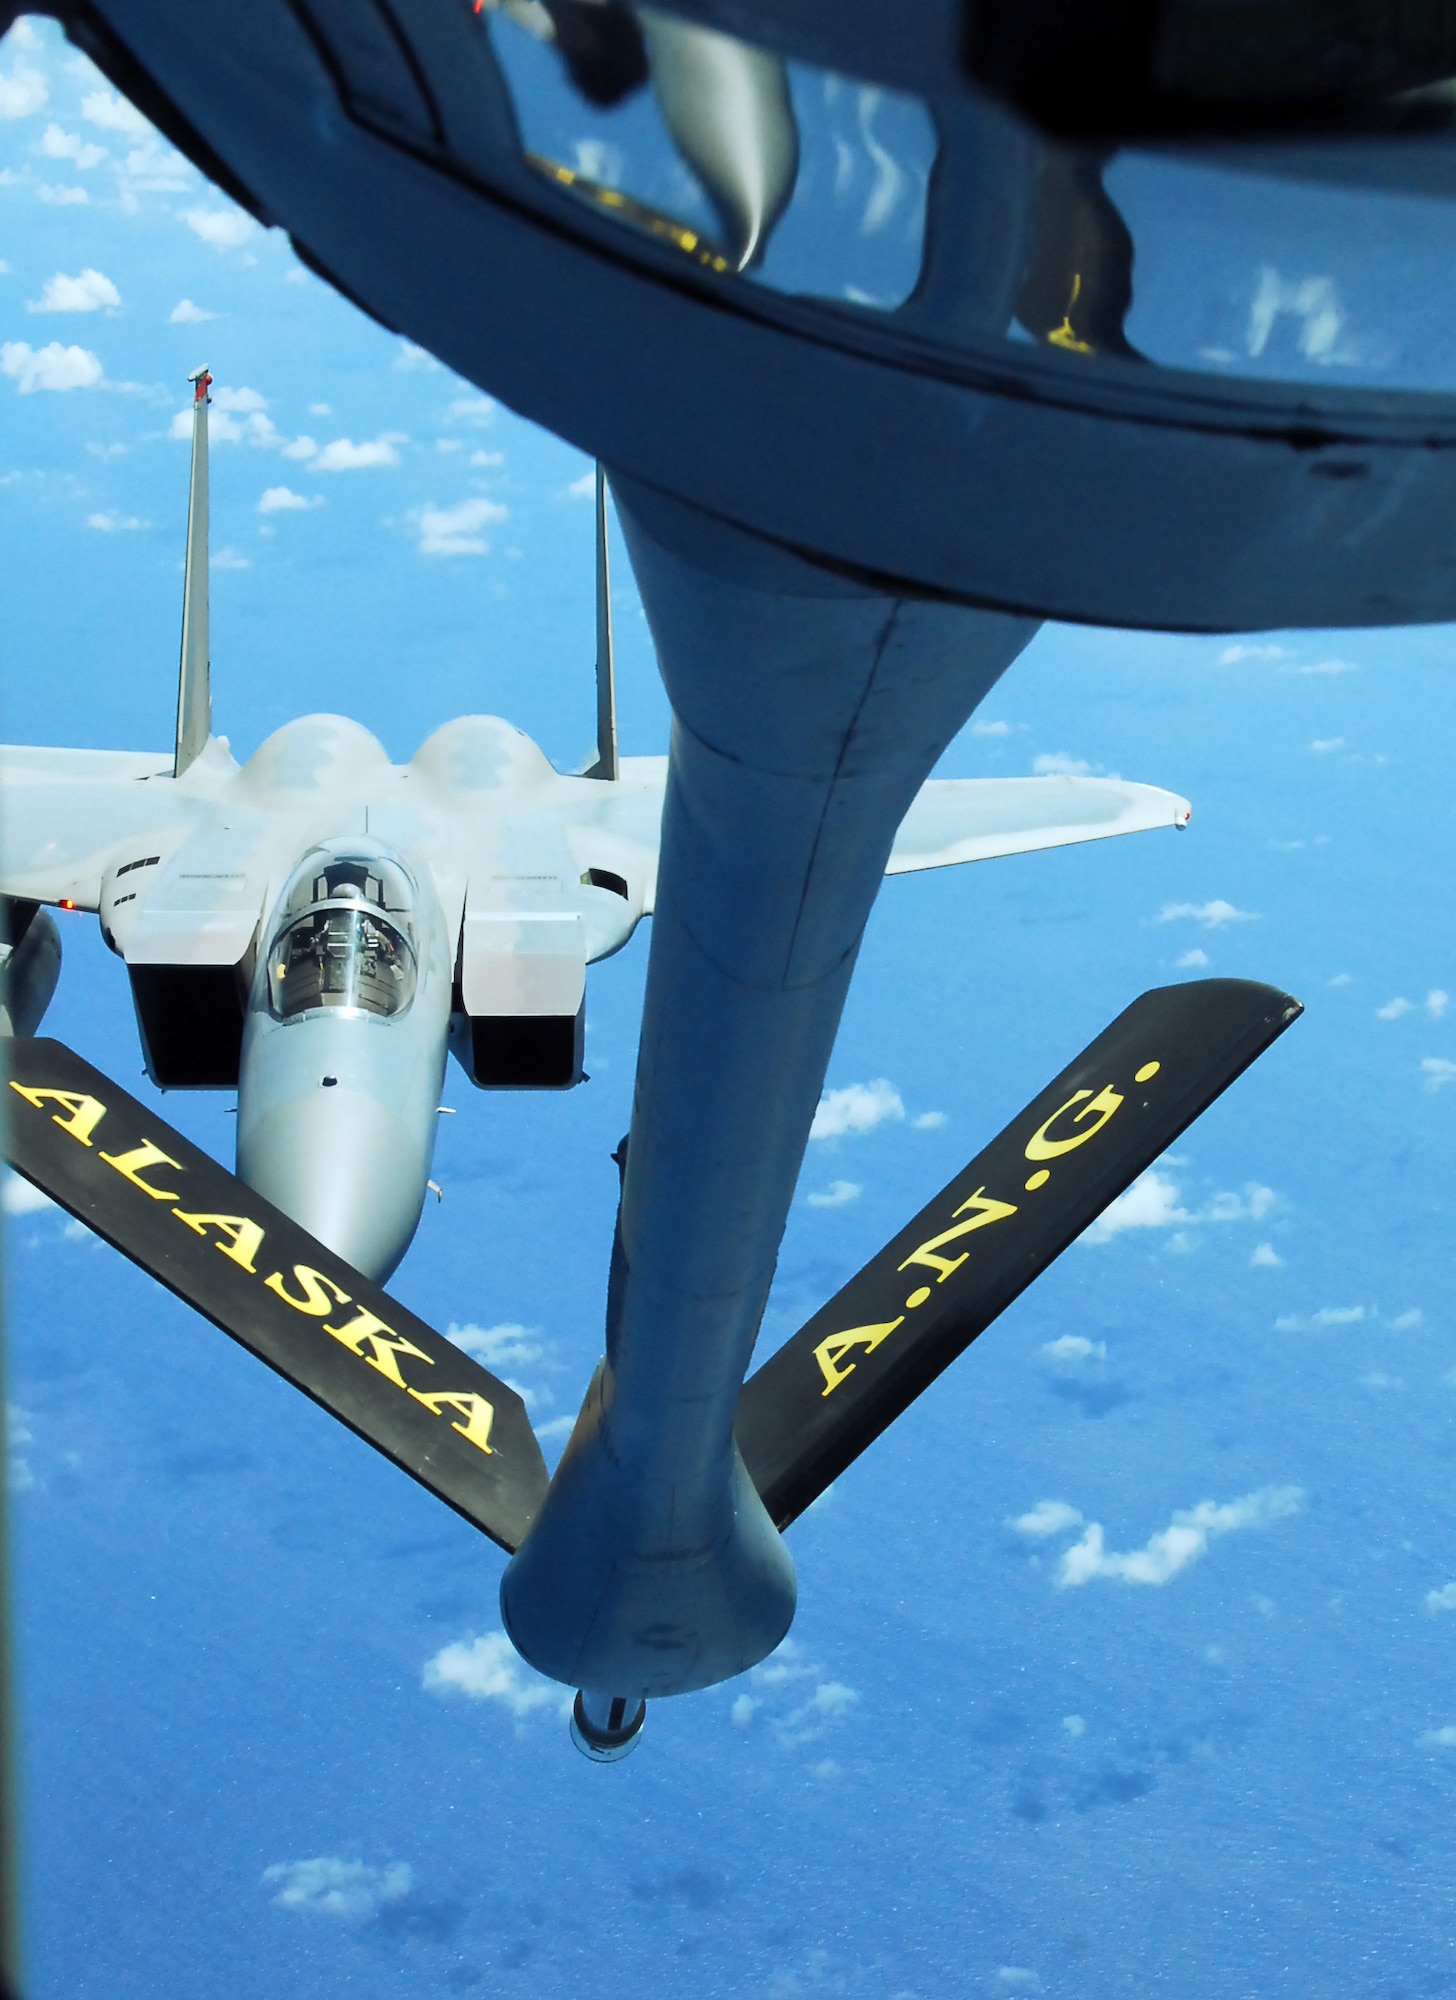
[[3, 977, 1300, 1554]]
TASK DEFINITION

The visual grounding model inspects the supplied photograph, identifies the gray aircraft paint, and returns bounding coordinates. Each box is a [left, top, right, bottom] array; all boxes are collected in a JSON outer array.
[[500, 482, 1052, 1700]]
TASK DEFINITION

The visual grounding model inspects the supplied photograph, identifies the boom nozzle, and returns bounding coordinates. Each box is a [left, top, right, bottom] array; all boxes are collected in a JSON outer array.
[[570, 1690, 646, 1763]]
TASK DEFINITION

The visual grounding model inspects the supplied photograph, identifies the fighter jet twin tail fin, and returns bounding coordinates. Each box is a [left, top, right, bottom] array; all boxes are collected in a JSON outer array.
[[4, 978, 1300, 1554]]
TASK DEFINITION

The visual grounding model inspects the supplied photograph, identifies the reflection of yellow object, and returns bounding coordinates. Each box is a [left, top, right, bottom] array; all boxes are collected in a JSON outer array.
[[526, 152, 732, 274], [1047, 272, 1095, 355]]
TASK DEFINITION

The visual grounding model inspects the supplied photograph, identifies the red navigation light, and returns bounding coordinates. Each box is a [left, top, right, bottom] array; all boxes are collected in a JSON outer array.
[[58, 899, 76, 911]]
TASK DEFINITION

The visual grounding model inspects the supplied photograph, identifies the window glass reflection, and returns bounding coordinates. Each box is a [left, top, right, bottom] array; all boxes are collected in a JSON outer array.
[[480, 3, 934, 306], [456, 3, 1456, 394]]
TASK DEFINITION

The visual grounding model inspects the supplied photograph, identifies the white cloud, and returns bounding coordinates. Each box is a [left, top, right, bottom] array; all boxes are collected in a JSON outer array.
[[1011, 1499, 1084, 1539], [1391, 1308, 1423, 1330], [912, 1109, 945, 1130], [417, 494, 507, 555], [1292, 657, 1359, 676], [422, 1631, 569, 1718], [1330, 972, 1353, 986], [170, 404, 278, 448], [262, 1857, 411, 1922], [313, 433, 406, 471], [1376, 997, 1412, 1021], [996, 1972, 1042, 1994], [1057, 1485, 1304, 1589], [2, 340, 103, 392], [8, 1405, 33, 1493], [446, 393, 495, 427], [214, 384, 267, 413], [1275, 1304, 1366, 1331], [258, 485, 317, 514], [309, 402, 331, 416], [1207, 1183, 1275, 1223], [39, 124, 105, 169], [1251, 1242, 1282, 1267], [1082, 1169, 1189, 1243], [1157, 899, 1257, 928], [566, 470, 595, 498], [810, 1078, 904, 1140], [37, 184, 87, 205], [168, 297, 214, 324], [184, 205, 254, 249], [1419, 1725, 1456, 1748], [28, 267, 119, 313], [119, 138, 190, 192], [0, 65, 46, 121], [1061, 1715, 1086, 1739], [730, 1693, 757, 1727], [1177, 948, 1209, 968], [280, 434, 317, 461], [1310, 737, 1344, 754], [1422, 1057, 1456, 1091], [1427, 989, 1449, 1019], [436, 438, 462, 454], [470, 448, 504, 467], [213, 549, 251, 570], [393, 340, 438, 371], [81, 89, 149, 135], [1041, 1334, 1106, 1364], [1217, 643, 1289, 664], [87, 512, 148, 532], [807, 1179, 861, 1209], [1426, 1582, 1456, 1613], [2, 1173, 54, 1216], [1032, 752, 1093, 777], [447, 1321, 542, 1370], [972, 718, 1011, 736]]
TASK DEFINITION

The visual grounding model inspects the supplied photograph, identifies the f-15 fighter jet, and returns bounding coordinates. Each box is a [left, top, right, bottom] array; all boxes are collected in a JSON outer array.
[[0, 371, 1190, 1284]]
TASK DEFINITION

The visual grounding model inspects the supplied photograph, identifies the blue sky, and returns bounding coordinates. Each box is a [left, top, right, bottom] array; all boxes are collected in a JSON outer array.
[[4, 15, 1456, 1999]]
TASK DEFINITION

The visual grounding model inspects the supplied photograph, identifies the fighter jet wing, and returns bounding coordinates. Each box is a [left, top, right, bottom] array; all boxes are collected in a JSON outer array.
[[4, 1035, 549, 1553], [886, 775, 1190, 874], [0, 745, 186, 909], [736, 977, 1301, 1530]]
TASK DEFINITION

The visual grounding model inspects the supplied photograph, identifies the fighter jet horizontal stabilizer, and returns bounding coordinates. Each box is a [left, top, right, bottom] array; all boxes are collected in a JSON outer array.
[[4, 1038, 549, 1553], [736, 978, 1302, 1530]]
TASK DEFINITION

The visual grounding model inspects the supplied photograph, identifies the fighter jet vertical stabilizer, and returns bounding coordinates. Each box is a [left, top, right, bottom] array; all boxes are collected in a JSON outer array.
[[174, 366, 212, 780], [583, 464, 619, 782]]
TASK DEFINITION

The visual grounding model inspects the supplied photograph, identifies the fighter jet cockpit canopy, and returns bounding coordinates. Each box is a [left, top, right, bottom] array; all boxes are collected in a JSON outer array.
[[264, 846, 419, 1023]]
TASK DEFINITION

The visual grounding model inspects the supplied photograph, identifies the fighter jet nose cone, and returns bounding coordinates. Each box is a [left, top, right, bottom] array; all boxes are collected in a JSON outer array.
[[570, 1691, 647, 1763], [237, 1086, 429, 1283]]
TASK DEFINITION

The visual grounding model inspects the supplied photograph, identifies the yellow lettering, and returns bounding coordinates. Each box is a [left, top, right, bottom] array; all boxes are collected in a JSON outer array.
[[171, 1211, 265, 1274], [98, 1139, 184, 1201], [324, 1307, 434, 1389], [814, 1318, 905, 1396], [1024, 1084, 1124, 1162], [264, 1264, 352, 1316], [897, 1187, 1019, 1283], [407, 1388, 495, 1454], [8, 1084, 106, 1147]]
